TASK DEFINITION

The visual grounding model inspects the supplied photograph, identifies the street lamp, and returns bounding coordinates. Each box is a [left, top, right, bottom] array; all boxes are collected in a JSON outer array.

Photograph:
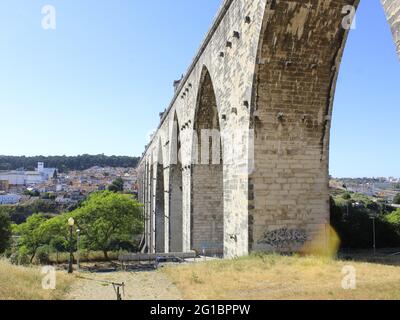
[[369, 216, 376, 256], [68, 217, 75, 274], [76, 229, 80, 271]]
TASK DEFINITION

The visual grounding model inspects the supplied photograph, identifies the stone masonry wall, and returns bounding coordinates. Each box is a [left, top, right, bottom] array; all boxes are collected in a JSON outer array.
[[191, 164, 224, 253], [137, 0, 398, 258], [249, 0, 357, 252], [169, 163, 183, 252]]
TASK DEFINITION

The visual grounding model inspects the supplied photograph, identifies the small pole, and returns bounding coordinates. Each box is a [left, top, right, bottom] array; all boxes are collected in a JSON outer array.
[[113, 282, 124, 300], [67, 217, 75, 274], [68, 225, 73, 273], [76, 229, 80, 271], [372, 217, 376, 256]]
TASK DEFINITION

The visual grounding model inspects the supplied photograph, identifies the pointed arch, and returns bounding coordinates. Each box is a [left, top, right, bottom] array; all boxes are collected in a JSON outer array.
[[190, 66, 224, 256], [169, 112, 184, 252], [155, 138, 165, 253]]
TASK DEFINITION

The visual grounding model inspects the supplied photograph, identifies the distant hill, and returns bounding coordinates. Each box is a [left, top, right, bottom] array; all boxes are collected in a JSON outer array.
[[0, 154, 140, 172]]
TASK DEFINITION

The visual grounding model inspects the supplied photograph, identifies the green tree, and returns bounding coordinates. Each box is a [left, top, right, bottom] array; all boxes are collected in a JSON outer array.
[[386, 209, 400, 228], [108, 177, 124, 192], [12, 212, 77, 264], [23, 189, 40, 197], [0, 155, 139, 172], [41, 214, 74, 245], [0, 209, 12, 253], [393, 193, 400, 205], [73, 191, 143, 259], [331, 198, 400, 249], [13, 214, 48, 263], [342, 192, 352, 200]]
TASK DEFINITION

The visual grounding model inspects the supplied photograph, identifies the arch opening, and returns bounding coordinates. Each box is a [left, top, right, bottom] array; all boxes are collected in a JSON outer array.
[[155, 141, 165, 253], [148, 160, 155, 253], [190, 67, 224, 256], [145, 162, 152, 253], [169, 113, 183, 252]]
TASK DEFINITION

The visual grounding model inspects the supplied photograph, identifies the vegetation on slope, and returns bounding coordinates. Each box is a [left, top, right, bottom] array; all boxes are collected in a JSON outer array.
[[331, 191, 400, 249], [0, 210, 12, 253], [0, 154, 139, 172], [9, 191, 143, 264]]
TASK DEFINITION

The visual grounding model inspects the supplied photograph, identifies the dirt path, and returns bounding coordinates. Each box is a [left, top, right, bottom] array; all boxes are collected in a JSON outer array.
[[66, 270, 182, 300]]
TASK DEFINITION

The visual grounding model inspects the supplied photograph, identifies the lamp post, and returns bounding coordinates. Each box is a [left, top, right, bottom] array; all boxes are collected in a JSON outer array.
[[68, 217, 75, 274], [370, 216, 376, 256], [372, 217, 376, 256], [76, 229, 80, 271]]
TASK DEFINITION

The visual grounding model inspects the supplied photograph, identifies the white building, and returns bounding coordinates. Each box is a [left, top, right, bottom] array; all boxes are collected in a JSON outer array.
[[0, 162, 57, 186], [37, 162, 57, 179], [0, 194, 21, 205]]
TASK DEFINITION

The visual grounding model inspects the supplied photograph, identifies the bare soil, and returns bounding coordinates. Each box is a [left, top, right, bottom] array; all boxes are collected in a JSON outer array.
[[65, 262, 182, 300], [66, 270, 181, 300]]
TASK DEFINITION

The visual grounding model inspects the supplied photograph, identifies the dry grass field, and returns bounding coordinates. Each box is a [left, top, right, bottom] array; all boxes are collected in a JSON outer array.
[[2, 253, 400, 300], [163, 254, 400, 300], [0, 259, 74, 300]]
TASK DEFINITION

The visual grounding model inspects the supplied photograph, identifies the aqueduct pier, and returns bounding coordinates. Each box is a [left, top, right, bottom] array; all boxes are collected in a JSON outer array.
[[137, 0, 400, 258]]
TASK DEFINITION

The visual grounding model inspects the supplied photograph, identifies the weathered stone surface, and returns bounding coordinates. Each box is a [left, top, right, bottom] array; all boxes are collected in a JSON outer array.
[[137, 0, 399, 258], [382, 0, 400, 57]]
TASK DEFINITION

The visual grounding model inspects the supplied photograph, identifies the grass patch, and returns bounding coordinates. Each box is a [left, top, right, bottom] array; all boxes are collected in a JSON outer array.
[[0, 259, 74, 300], [162, 253, 400, 300]]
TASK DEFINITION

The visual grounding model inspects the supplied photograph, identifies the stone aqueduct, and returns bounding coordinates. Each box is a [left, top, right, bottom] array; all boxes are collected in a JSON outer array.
[[137, 0, 400, 258]]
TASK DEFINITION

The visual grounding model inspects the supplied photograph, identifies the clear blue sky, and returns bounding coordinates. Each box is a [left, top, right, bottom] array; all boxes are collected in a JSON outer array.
[[0, 0, 398, 178]]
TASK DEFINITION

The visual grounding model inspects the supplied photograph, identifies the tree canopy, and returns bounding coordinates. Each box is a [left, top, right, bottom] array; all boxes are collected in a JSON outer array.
[[74, 191, 143, 258], [393, 193, 400, 205], [0, 154, 139, 172], [0, 209, 12, 254], [13, 214, 48, 263], [11, 191, 143, 262], [108, 177, 124, 192]]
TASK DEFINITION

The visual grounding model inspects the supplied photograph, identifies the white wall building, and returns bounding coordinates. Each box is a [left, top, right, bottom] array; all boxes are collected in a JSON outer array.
[[37, 162, 57, 179], [0, 163, 57, 186], [0, 194, 21, 205]]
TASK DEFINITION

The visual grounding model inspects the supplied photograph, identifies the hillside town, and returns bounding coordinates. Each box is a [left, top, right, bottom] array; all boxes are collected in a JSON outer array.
[[0, 162, 138, 205], [330, 177, 400, 204]]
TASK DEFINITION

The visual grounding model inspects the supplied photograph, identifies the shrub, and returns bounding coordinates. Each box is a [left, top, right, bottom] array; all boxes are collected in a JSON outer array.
[[342, 192, 351, 200], [14, 246, 31, 266], [78, 249, 89, 262], [36, 245, 51, 265], [9, 252, 19, 265], [385, 209, 400, 235], [330, 197, 400, 249], [0, 209, 12, 253]]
